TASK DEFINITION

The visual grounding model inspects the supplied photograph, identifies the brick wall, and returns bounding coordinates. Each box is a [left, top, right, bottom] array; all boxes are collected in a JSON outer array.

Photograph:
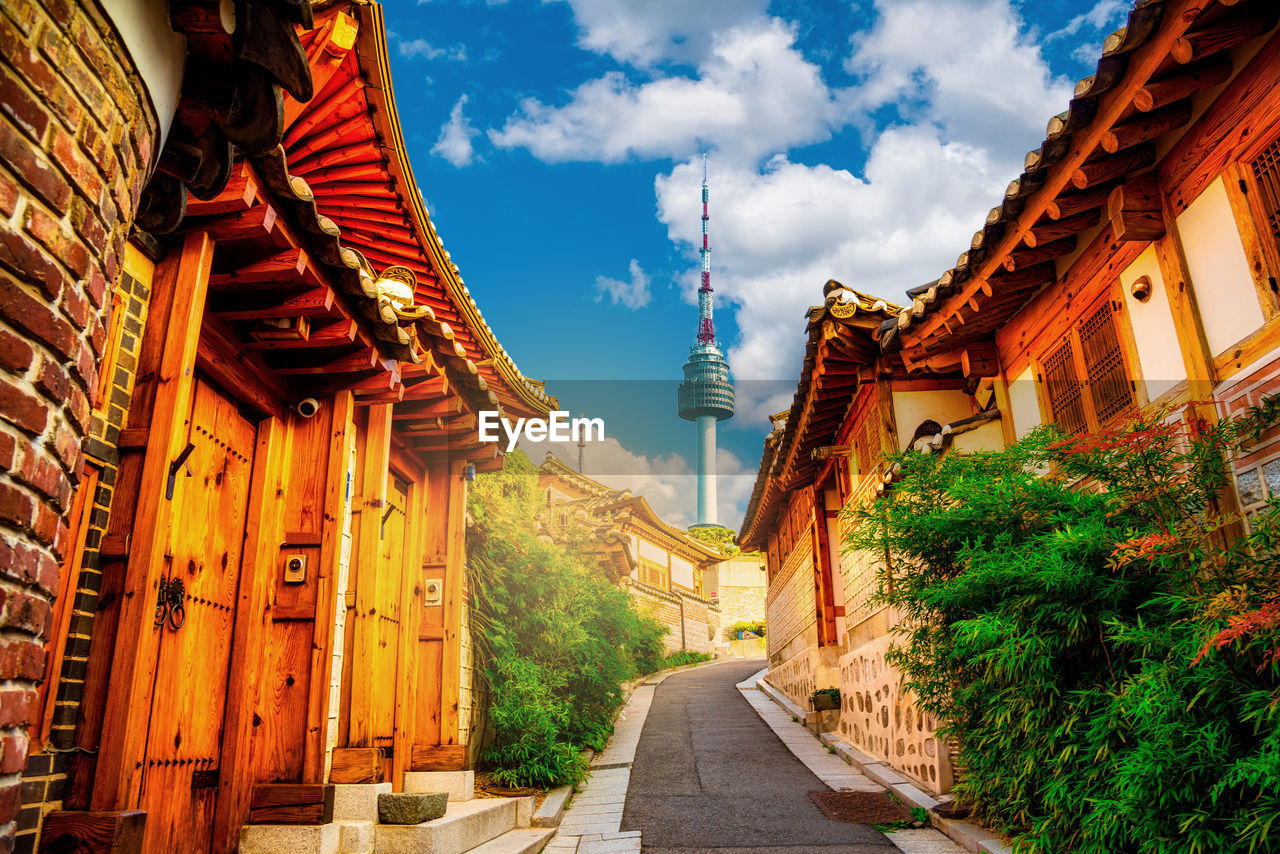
[[717, 584, 766, 639], [625, 580, 718, 655], [0, 0, 157, 846]]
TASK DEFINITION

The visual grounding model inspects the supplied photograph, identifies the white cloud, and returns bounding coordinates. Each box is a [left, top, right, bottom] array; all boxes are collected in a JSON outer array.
[[595, 259, 651, 309], [399, 38, 468, 62], [432, 96, 478, 167], [524, 436, 756, 529], [489, 19, 846, 164], [1046, 0, 1128, 42], [845, 0, 1073, 155], [547, 0, 770, 67]]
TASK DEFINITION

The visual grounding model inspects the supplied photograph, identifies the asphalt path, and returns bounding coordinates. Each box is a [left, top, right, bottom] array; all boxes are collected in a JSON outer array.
[[622, 658, 895, 854]]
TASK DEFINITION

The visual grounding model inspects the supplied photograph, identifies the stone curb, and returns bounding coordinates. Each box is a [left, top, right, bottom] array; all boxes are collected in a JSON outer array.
[[533, 785, 573, 828], [754, 677, 1013, 854]]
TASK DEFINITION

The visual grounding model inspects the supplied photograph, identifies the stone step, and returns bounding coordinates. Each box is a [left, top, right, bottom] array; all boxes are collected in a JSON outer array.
[[465, 828, 555, 854], [338, 820, 374, 854], [375, 797, 519, 854], [404, 770, 475, 802]]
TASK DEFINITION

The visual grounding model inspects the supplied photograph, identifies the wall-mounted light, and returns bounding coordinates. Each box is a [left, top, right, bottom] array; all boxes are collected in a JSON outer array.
[[1130, 275, 1152, 303]]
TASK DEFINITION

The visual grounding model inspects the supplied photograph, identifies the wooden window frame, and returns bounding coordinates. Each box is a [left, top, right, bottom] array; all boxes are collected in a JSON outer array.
[[1035, 294, 1138, 436], [638, 557, 668, 589]]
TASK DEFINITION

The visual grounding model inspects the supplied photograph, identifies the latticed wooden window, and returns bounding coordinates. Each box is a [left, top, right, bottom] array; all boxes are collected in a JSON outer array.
[[1079, 301, 1133, 423], [1043, 338, 1088, 436], [1250, 137, 1280, 246], [1040, 299, 1135, 435], [639, 557, 667, 588]]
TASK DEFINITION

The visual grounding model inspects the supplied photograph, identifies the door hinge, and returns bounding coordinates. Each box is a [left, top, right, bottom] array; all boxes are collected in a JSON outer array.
[[166, 442, 196, 500]]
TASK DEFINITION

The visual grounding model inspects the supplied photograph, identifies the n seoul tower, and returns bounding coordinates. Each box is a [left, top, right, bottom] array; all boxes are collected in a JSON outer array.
[[678, 155, 735, 527]]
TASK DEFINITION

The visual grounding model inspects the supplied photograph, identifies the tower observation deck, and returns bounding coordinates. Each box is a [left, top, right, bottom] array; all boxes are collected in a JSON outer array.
[[677, 156, 735, 527]]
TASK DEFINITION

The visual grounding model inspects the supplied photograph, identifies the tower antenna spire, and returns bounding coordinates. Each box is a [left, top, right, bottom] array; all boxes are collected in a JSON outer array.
[[678, 154, 735, 527]]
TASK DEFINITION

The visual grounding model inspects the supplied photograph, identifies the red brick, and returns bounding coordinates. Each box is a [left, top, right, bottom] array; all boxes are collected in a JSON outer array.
[[0, 376, 46, 436], [0, 274, 76, 359], [0, 121, 70, 211], [0, 171, 16, 218], [13, 443, 70, 509], [73, 337, 94, 392], [0, 75, 47, 143], [32, 501, 63, 553], [84, 261, 106, 309], [0, 780, 20, 826], [0, 642, 42, 687], [49, 124, 102, 204], [70, 15, 129, 114], [69, 195, 105, 259], [0, 733, 31, 774], [0, 535, 52, 594], [0, 0, 39, 36], [0, 483, 34, 530], [65, 383, 88, 432], [48, 416, 79, 473], [58, 279, 89, 330], [0, 328, 32, 375], [0, 14, 55, 97], [44, 0, 73, 26], [0, 687, 36, 729], [37, 25, 112, 124], [0, 224, 61, 300], [0, 586, 50, 640], [34, 357, 68, 402], [0, 433, 13, 470]]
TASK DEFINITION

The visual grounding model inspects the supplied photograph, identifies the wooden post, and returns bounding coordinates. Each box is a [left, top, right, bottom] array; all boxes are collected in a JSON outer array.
[[212, 415, 289, 853], [92, 231, 215, 810], [992, 369, 1019, 447], [392, 473, 427, 788], [1153, 185, 1217, 402], [439, 459, 468, 748], [304, 391, 356, 781], [349, 405, 393, 746]]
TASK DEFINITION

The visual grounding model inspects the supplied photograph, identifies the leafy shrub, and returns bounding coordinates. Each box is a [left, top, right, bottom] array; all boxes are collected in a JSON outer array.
[[730, 619, 766, 638], [468, 451, 668, 788], [845, 404, 1280, 853], [810, 686, 840, 704], [663, 650, 713, 669]]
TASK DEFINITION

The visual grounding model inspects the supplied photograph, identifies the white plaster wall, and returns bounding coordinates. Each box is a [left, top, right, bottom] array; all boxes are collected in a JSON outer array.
[[951, 418, 1006, 453], [1179, 177, 1265, 356], [1007, 366, 1041, 439], [100, 0, 187, 157], [891, 389, 972, 451], [1120, 245, 1187, 401], [670, 554, 694, 589], [637, 537, 666, 565]]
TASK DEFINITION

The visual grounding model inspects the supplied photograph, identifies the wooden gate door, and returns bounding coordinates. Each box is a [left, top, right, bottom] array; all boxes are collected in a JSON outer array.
[[373, 477, 408, 764], [137, 378, 258, 853]]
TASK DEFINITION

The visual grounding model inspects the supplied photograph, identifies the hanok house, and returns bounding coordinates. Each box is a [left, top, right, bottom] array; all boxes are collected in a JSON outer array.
[[741, 0, 1280, 798], [538, 454, 724, 655], [2, 2, 555, 852]]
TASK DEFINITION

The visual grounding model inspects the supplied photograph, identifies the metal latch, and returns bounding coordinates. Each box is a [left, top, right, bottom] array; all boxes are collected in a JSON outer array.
[[155, 576, 186, 630]]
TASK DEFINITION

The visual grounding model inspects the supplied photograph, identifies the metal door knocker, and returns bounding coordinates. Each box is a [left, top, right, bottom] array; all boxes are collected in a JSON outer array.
[[155, 576, 187, 630]]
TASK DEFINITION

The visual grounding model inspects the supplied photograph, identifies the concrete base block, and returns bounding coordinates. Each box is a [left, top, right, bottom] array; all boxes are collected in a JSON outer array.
[[337, 820, 373, 854], [375, 799, 518, 854], [403, 769, 475, 801], [332, 782, 392, 822], [514, 795, 534, 827], [533, 785, 572, 827], [239, 822, 339, 854]]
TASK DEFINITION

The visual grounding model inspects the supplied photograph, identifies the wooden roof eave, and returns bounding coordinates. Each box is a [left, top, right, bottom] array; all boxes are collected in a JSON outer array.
[[353, 4, 555, 420], [889, 0, 1278, 358]]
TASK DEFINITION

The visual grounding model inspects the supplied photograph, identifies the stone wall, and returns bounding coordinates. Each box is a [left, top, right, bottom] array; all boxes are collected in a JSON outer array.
[[765, 537, 816, 706], [718, 583, 766, 638], [838, 633, 953, 795], [626, 579, 718, 655], [0, 0, 157, 845]]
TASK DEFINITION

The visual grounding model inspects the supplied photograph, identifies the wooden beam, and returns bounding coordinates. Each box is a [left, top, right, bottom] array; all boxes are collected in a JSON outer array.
[[247, 319, 358, 351], [393, 477, 428, 789], [91, 231, 215, 811], [1171, 8, 1278, 65], [1154, 185, 1216, 398], [196, 316, 291, 420], [247, 784, 335, 825], [1133, 54, 1232, 112], [1045, 185, 1114, 220], [210, 287, 335, 320], [1101, 99, 1193, 154], [328, 748, 384, 784], [184, 170, 258, 217], [408, 744, 469, 772], [208, 247, 311, 291], [1108, 173, 1166, 242], [37, 810, 145, 854], [1002, 236, 1077, 271], [1023, 209, 1100, 247], [275, 348, 381, 375], [202, 204, 280, 243], [440, 460, 467, 749], [1070, 144, 1156, 190]]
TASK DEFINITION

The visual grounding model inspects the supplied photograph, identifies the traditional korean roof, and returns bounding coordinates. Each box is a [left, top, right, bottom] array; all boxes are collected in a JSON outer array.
[[539, 454, 726, 566], [881, 0, 1280, 368], [738, 282, 900, 550]]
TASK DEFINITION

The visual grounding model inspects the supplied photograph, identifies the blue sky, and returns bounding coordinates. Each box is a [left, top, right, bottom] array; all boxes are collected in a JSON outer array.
[[382, 0, 1131, 529]]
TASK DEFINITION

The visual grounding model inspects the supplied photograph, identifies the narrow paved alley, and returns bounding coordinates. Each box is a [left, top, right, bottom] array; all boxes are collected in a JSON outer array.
[[622, 660, 897, 854]]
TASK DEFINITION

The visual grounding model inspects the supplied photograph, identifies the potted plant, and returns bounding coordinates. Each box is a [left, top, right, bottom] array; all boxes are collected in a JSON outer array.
[[810, 687, 840, 712]]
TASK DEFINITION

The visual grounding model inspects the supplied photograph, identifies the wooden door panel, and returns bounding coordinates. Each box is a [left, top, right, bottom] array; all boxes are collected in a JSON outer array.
[[373, 479, 407, 747], [140, 379, 256, 854]]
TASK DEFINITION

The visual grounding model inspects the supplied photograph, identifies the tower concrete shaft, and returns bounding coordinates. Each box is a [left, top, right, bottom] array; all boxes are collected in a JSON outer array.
[[677, 155, 734, 527]]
